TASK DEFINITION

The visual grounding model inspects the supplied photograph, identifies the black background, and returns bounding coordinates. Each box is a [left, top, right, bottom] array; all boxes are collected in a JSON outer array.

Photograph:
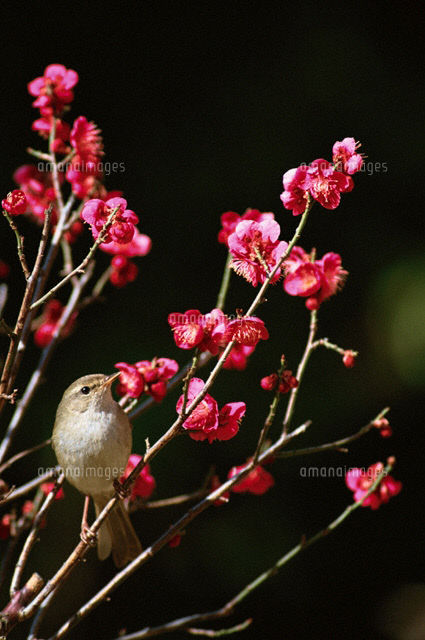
[[1, 2, 424, 639]]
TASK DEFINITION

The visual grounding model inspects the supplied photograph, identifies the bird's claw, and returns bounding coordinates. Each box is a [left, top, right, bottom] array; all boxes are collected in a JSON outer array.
[[113, 478, 131, 499], [80, 525, 97, 547]]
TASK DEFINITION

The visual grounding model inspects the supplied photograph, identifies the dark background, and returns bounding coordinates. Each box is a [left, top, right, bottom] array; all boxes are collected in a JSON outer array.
[[1, 2, 424, 639]]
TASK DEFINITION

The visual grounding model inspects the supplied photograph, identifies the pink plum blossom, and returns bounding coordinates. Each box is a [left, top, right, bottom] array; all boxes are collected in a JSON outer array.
[[228, 463, 274, 495], [121, 454, 156, 501], [283, 246, 347, 310], [28, 64, 79, 115], [214, 316, 269, 347], [228, 219, 288, 286], [345, 463, 402, 509], [81, 197, 138, 244], [100, 228, 152, 257], [176, 378, 219, 438], [306, 159, 351, 210], [222, 344, 255, 370], [218, 208, 275, 246], [332, 137, 363, 175]]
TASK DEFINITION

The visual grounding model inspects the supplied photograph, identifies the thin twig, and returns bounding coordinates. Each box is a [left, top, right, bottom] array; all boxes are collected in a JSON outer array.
[[49, 118, 65, 214], [253, 356, 286, 463], [2, 211, 30, 279], [216, 252, 232, 311], [0, 266, 93, 463], [277, 407, 390, 459], [282, 309, 317, 435], [187, 619, 253, 637], [0, 205, 52, 414], [0, 438, 52, 475], [30, 207, 120, 311], [10, 473, 65, 596], [0, 469, 59, 507], [109, 459, 394, 640], [27, 587, 59, 640], [311, 337, 358, 357]]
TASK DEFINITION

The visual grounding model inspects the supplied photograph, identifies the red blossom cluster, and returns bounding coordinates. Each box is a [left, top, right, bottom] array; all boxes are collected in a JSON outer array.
[[12, 165, 57, 224], [342, 350, 357, 368], [283, 246, 347, 310], [1, 189, 27, 216], [168, 309, 268, 355], [218, 208, 275, 246], [176, 378, 246, 443], [345, 462, 401, 509], [3, 64, 152, 299], [228, 462, 275, 495], [260, 369, 298, 393], [120, 454, 156, 501], [33, 299, 77, 348], [372, 417, 393, 438], [28, 64, 79, 116], [228, 218, 288, 287], [280, 138, 363, 215], [115, 358, 179, 402]]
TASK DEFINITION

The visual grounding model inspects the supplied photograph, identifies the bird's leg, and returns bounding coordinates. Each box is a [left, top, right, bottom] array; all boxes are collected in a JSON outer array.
[[80, 495, 97, 547], [113, 478, 131, 499]]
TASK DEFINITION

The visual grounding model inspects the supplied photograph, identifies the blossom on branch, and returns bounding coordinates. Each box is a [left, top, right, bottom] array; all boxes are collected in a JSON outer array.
[[121, 454, 156, 501], [280, 166, 310, 217], [345, 462, 401, 509], [114, 362, 144, 398], [135, 357, 179, 402], [115, 357, 178, 402], [280, 143, 361, 214], [70, 116, 103, 168], [81, 197, 138, 244], [283, 246, 347, 310], [100, 228, 152, 257], [176, 378, 245, 443], [222, 344, 255, 370], [218, 208, 275, 246], [31, 117, 70, 153], [342, 350, 357, 368], [28, 64, 79, 116], [215, 316, 269, 347], [2, 190, 27, 216], [41, 482, 65, 500], [372, 417, 393, 438], [109, 255, 138, 288], [228, 463, 275, 495], [332, 137, 363, 175], [306, 159, 351, 209], [33, 299, 77, 347], [260, 369, 298, 393], [168, 308, 228, 353], [228, 219, 288, 286], [176, 377, 218, 437], [13, 164, 57, 223]]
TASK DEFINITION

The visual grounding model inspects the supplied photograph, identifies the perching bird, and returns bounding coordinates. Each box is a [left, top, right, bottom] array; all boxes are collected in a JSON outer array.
[[52, 373, 142, 567]]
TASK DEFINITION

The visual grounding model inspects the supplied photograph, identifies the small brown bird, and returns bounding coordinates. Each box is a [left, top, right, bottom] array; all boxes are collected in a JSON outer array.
[[52, 373, 142, 567]]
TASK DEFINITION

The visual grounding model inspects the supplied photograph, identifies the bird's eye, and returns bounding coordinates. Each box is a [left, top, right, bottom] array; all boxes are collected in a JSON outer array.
[[80, 386, 91, 395]]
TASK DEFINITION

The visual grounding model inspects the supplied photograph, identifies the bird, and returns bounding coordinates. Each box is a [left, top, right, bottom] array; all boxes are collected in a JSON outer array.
[[52, 372, 142, 567]]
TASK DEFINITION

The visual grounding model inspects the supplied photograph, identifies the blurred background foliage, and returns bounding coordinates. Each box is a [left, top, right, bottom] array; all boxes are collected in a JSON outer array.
[[0, 2, 423, 639]]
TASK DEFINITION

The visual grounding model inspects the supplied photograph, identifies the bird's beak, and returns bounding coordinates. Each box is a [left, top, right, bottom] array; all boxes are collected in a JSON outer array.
[[102, 371, 121, 387]]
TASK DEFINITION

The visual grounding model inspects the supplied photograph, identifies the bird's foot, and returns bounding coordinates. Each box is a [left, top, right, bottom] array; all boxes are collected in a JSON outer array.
[[113, 478, 131, 499], [80, 524, 97, 547]]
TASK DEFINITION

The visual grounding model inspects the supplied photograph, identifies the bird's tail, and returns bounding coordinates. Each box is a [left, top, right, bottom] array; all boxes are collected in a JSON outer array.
[[94, 496, 142, 567]]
